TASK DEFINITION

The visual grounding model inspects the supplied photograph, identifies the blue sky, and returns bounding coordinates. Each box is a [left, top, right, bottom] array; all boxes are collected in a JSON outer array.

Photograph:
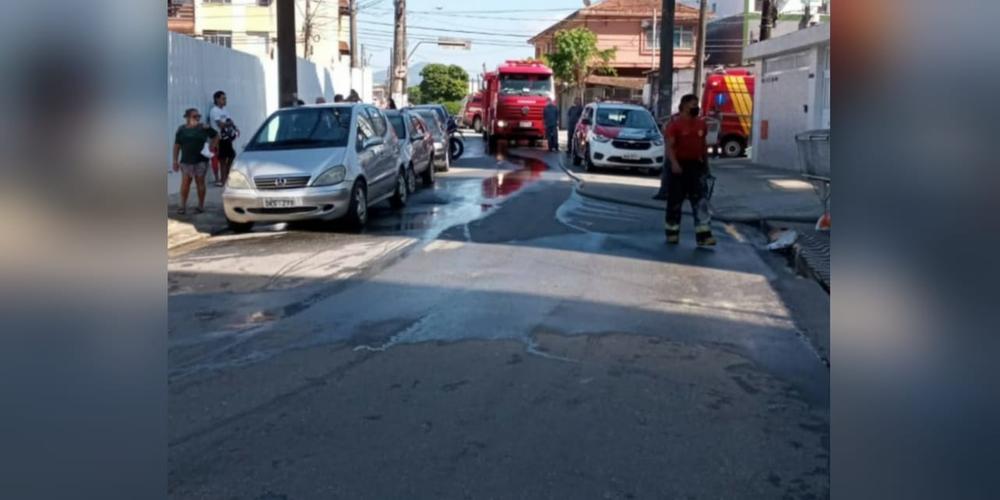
[[357, 0, 585, 80]]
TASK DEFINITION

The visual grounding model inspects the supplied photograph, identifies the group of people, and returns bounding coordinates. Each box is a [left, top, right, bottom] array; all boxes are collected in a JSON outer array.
[[172, 90, 239, 215], [541, 94, 716, 247], [172, 88, 368, 215]]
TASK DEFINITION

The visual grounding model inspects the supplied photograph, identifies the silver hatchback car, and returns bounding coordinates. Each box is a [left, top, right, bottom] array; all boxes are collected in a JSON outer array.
[[223, 103, 407, 232]]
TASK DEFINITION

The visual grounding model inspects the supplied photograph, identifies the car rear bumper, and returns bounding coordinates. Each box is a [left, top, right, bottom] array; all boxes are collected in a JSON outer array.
[[223, 184, 353, 223]]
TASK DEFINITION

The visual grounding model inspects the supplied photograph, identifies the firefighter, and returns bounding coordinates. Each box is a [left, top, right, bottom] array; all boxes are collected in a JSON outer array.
[[565, 97, 583, 158], [664, 94, 716, 247], [543, 98, 560, 152]]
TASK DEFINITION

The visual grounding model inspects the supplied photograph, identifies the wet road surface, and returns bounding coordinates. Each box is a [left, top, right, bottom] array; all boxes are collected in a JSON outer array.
[[168, 136, 830, 499]]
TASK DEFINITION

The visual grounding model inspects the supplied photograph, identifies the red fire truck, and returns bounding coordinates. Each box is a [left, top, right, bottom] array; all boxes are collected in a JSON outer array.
[[481, 60, 555, 154], [701, 68, 755, 157]]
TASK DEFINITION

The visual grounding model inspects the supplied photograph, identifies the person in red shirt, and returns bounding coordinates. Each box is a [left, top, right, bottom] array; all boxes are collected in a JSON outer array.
[[663, 94, 716, 247]]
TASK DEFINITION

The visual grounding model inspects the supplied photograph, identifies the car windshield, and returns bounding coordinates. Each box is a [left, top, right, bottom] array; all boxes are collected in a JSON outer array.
[[387, 114, 406, 139], [246, 107, 352, 151], [595, 107, 657, 129], [414, 110, 444, 138], [499, 74, 552, 97]]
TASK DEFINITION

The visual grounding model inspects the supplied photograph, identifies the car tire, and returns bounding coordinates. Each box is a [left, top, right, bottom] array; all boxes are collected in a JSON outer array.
[[422, 157, 435, 186], [390, 168, 408, 209], [226, 219, 253, 234], [487, 134, 498, 155], [721, 137, 745, 158], [472, 116, 482, 133], [405, 164, 417, 194], [345, 181, 368, 231], [584, 145, 595, 172]]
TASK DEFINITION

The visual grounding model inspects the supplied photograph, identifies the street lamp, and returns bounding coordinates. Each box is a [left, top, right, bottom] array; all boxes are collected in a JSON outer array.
[[407, 37, 471, 63]]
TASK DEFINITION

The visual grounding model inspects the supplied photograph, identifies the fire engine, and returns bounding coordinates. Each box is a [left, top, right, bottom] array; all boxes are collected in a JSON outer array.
[[701, 68, 755, 157], [481, 60, 555, 154]]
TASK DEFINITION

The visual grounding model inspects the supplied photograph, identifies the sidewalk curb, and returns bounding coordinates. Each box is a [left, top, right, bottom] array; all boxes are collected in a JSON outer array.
[[167, 217, 230, 251], [507, 149, 820, 225]]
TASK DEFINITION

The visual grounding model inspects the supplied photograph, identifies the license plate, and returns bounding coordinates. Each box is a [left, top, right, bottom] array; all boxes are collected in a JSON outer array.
[[519, 121, 532, 128], [263, 198, 294, 208], [622, 153, 641, 160]]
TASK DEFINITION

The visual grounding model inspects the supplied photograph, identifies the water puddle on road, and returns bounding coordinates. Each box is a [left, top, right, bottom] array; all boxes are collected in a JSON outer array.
[[366, 155, 549, 238]]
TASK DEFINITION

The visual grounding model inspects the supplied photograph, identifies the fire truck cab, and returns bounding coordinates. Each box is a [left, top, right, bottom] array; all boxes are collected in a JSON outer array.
[[482, 60, 555, 154], [701, 68, 755, 158]]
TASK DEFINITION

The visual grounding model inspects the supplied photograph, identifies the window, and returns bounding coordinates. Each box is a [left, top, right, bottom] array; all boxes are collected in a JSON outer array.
[[387, 114, 407, 139], [355, 113, 376, 150], [595, 107, 657, 129], [644, 25, 694, 51], [246, 107, 352, 151], [365, 107, 387, 137], [203, 30, 232, 49], [246, 31, 271, 53]]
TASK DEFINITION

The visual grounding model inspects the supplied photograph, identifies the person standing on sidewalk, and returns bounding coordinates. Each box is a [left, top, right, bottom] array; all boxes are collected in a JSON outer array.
[[565, 97, 583, 158], [664, 94, 716, 247], [209, 91, 236, 187], [173, 108, 218, 215], [543, 98, 560, 152]]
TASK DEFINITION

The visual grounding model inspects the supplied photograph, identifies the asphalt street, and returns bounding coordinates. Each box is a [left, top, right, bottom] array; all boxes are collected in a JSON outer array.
[[168, 135, 830, 499]]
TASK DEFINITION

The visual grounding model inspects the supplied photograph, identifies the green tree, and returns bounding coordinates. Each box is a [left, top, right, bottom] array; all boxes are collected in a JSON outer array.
[[542, 27, 616, 99], [418, 64, 469, 103], [407, 85, 423, 105]]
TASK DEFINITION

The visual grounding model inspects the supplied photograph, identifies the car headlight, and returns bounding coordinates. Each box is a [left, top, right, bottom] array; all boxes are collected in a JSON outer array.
[[226, 170, 251, 189], [433, 142, 443, 150], [652, 137, 664, 146], [592, 134, 612, 143], [313, 165, 347, 187], [497, 120, 507, 128]]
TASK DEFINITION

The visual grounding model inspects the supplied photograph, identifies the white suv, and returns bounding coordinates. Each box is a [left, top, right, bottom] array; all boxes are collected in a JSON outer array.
[[571, 103, 665, 174]]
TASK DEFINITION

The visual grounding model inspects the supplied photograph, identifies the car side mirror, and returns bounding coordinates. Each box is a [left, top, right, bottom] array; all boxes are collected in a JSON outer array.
[[362, 137, 382, 150]]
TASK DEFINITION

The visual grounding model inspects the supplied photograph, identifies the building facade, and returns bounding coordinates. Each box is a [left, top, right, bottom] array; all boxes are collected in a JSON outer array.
[[743, 22, 830, 170], [528, 0, 703, 110], [167, 0, 351, 67], [706, 0, 830, 67]]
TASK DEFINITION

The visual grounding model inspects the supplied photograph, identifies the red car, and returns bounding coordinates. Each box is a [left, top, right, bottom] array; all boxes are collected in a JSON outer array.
[[462, 91, 485, 132]]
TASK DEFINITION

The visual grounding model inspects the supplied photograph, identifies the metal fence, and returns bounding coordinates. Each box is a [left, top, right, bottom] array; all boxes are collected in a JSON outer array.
[[795, 128, 831, 212]]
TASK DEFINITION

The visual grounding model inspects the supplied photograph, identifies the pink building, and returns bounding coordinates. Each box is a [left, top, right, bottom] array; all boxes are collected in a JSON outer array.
[[528, 0, 704, 104]]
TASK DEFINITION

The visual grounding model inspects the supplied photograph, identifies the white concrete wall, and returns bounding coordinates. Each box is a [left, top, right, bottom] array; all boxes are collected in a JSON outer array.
[[745, 23, 830, 170], [167, 33, 344, 194]]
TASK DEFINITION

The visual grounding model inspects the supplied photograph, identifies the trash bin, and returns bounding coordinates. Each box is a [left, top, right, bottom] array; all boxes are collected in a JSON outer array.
[[795, 129, 831, 230], [795, 129, 830, 181]]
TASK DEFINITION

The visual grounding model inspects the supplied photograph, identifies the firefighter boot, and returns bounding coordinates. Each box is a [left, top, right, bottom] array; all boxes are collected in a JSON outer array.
[[695, 227, 717, 247], [665, 224, 680, 244]]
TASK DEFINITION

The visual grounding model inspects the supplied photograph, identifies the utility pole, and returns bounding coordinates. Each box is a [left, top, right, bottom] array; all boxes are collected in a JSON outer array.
[[391, 0, 406, 105], [276, 0, 298, 107], [350, 0, 359, 68], [693, 0, 708, 98], [650, 8, 657, 71], [760, 0, 774, 41], [656, 0, 675, 120]]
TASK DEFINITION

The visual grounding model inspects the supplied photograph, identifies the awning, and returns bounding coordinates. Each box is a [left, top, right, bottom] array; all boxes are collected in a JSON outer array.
[[584, 75, 647, 90]]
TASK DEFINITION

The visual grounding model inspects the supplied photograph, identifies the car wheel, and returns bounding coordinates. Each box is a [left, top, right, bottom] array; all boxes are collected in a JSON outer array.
[[226, 219, 253, 234], [345, 181, 368, 231], [390, 168, 408, 209], [721, 137, 745, 158], [472, 116, 482, 133], [422, 157, 435, 186], [406, 164, 417, 193], [584, 145, 595, 172]]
